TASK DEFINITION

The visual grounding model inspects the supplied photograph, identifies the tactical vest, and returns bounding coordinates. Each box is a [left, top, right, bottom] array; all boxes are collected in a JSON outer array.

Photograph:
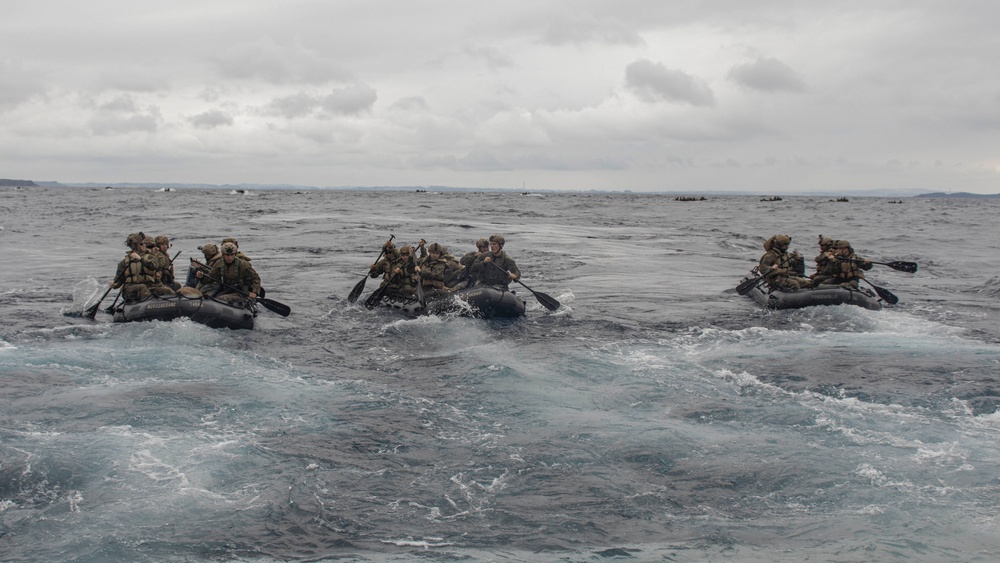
[[122, 252, 156, 284], [836, 255, 863, 281]]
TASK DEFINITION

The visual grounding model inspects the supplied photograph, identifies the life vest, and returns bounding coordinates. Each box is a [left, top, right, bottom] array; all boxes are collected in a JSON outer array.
[[121, 252, 156, 284]]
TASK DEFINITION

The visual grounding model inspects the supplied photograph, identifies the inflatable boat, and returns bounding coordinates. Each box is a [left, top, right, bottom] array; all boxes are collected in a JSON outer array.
[[375, 285, 526, 318], [112, 288, 257, 329], [740, 274, 883, 311]]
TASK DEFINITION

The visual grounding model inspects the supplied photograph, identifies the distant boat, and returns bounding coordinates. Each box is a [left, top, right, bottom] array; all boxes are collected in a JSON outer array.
[[233, 189, 247, 195], [760, 196, 782, 202], [674, 196, 707, 201]]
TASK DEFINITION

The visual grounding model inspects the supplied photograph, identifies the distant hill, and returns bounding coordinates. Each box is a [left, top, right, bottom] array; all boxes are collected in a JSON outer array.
[[915, 192, 1000, 199], [0, 178, 38, 187]]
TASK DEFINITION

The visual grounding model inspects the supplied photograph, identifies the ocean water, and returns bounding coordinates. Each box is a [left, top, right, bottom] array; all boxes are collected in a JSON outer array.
[[1, 186, 999, 562]]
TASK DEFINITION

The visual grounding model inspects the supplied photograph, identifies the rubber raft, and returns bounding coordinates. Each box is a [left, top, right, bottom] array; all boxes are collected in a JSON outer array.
[[112, 288, 257, 329], [378, 286, 526, 318], [741, 274, 883, 311]]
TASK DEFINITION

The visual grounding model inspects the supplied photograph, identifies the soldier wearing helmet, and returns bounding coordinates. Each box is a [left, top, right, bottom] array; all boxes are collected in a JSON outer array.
[[110, 232, 175, 302], [369, 241, 420, 298], [415, 242, 464, 296], [460, 238, 489, 269], [758, 234, 812, 290], [817, 239, 872, 289], [220, 237, 250, 262], [200, 241, 261, 305], [150, 235, 180, 290], [810, 235, 840, 285], [185, 243, 223, 289], [470, 233, 520, 289]]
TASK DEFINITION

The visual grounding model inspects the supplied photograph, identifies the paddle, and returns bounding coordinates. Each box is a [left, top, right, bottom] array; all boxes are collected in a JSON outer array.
[[735, 266, 775, 296], [348, 234, 395, 303], [487, 262, 560, 311], [736, 273, 766, 295], [190, 260, 291, 316], [838, 257, 917, 273], [416, 274, 427, 309], [861, 278, 899, 305], [364, 272, 399, 309], [85, 260, 134, 319]]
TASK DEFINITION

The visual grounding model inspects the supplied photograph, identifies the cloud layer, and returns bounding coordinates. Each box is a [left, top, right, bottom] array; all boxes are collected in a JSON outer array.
[[1, 1, 998, 193]]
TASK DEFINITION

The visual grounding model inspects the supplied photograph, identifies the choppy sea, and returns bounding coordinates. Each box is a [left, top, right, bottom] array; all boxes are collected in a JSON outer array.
[[1, 186, 999, 562]]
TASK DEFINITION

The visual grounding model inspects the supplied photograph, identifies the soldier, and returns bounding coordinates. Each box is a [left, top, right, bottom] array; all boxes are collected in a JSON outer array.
[[110, 233, 173, 302], [810, 235, 839, 285], [202, 242, 261, 305], [470, 234, 520, 289], [460, 238, 488, 269], [152, 235, 180, 290], [185, 243, 222, 289], [818, 239, 873, 289], [221, 237, 250, 262], [415, 242, 461, 297], [758, 234, 812, 290]]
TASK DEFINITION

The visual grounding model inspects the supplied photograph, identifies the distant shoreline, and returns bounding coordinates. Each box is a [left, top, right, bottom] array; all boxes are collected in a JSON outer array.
[[2, 178, 998, 198]]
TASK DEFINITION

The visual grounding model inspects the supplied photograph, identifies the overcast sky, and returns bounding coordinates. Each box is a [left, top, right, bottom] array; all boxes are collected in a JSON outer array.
[[2, 1, 998, 193]]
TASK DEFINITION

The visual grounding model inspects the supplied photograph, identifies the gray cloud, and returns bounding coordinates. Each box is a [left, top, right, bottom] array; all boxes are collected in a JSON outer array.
[[213, 37, 349, 85], [321, 84, 377, 115], [190, 109, 234, 129], [0, 60, 46, 110], [86, 94, 160, 135], [540, 14, 644, 46], [728, 57, 806, 92], [464, 45, 515, 71], [263, 84, 377, 119], [625, 59, 715, 107]]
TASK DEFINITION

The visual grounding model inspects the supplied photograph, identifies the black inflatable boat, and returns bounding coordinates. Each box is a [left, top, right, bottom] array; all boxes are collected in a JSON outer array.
[[376, 285, 526, 318], [112, 288, 257, 329], [740, 274, 883, 311]]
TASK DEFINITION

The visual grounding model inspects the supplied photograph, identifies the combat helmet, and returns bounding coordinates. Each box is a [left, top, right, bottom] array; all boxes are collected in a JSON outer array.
[[475, 238, 488, 249], [221, 242, 238, 256], [488, 234, 505, 248], [155, 235, 170, 246], [125, 232, 146, 248], [428, 242, 447, 255], [199, 243, 219, 258]]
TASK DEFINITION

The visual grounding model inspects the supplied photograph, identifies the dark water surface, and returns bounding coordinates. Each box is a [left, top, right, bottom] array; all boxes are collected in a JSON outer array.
[[1, 187, 999, 561]]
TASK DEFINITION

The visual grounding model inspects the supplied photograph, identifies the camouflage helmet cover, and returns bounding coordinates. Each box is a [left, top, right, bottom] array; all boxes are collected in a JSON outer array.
[[834, 239, 852, 249], [773, 234, 791, 246], [126, 232, 146, 247], [221, 242, 238, 255], [221, 237, 239, 248], [142, 236, 156, 248], [200, 243, 219, 257], [154, 235, 170, 245], [475, 238, 489, 248], [489, 234, 505, 247], [428, 242, 447, 254]]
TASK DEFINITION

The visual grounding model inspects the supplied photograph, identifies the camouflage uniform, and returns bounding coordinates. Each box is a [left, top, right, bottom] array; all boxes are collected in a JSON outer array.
[[153, 235, 180, 290], [818, 240, 873, 289], [470, 235, 520, 289], [112, 233, 174, 302], [417, 244, 464, 296], [208, 248, 261, 305], [811, 236, 838, 285], [758, 235, 812, 290]]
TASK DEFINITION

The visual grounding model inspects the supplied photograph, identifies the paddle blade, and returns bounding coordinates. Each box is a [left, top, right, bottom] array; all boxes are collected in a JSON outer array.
[[348, 276, 367, 303], [364, 287, 384, 309], [735, 275, 764, 296], [872, 284, 899, 305], [886, 260, 918, 273], [257, 297, 291, 317], [532, 290, 560, 311]]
